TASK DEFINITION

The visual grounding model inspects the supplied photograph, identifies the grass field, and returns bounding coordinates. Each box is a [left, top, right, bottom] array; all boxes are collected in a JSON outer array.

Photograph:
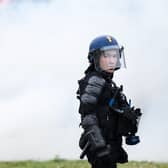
[[0, 159, 167, 168]]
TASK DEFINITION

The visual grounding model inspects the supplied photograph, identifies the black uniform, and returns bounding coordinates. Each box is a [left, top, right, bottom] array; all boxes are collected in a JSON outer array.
[[77, 69, 135, 168]]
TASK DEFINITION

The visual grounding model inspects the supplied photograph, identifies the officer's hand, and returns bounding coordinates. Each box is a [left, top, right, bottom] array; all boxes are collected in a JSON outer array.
[[134, 108, 142, 117], [123, 107, 137, 122]]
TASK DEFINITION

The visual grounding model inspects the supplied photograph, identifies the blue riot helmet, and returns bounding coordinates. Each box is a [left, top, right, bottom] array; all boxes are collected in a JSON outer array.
[[88, 35, 126, 72]]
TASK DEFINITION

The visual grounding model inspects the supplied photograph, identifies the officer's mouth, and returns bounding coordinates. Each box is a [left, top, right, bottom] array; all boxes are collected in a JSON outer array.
[[106, 68, 114, 72], [108, 68, 114, 71]]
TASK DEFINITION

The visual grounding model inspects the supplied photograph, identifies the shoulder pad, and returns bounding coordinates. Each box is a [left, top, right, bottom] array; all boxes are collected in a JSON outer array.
[[81, 75, 105, 104]]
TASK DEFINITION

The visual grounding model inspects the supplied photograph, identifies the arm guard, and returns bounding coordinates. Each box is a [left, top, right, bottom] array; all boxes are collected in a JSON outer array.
[[78, 75, 105, 116], [78, 74, 110, 157], [79, 114, 106, 151]]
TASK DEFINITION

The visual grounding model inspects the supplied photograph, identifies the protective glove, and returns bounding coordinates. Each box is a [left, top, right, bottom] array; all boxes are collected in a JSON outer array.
[[122, 107, 138, 124], [79, 114, 108, 159]]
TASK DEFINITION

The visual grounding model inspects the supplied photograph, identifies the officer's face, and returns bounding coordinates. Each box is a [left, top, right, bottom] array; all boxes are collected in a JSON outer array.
[[99, 49, 118, 73]]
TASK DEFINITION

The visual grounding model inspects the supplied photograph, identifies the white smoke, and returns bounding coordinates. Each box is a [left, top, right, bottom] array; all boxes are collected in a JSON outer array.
[[0, 0, 167, 161]]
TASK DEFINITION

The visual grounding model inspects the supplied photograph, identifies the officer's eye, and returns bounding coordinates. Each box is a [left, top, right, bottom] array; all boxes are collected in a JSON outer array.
[[103, 54, 109, 58], [103, 54, 117, 58]]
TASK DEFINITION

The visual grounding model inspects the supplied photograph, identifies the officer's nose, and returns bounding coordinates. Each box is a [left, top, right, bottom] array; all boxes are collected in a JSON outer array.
[[108, 56, 115, 64]]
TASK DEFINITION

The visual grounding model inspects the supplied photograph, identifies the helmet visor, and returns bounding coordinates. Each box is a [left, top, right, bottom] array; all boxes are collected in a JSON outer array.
[[100, 47, 126, 70]]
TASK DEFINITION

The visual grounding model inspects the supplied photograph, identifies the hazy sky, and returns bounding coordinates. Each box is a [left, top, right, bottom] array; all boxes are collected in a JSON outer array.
[[0, 0, 168, 162]]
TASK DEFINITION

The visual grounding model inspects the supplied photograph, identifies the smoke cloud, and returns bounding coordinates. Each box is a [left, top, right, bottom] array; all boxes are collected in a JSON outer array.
[[0, 0, 167, 161]]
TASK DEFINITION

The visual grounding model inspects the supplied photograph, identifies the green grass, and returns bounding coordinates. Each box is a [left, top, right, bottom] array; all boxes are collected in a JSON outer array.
[[0, 159, 167, 168]]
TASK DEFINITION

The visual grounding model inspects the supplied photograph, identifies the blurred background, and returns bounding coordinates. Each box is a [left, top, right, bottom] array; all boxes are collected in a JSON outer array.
[[0, 0, 167, 162]]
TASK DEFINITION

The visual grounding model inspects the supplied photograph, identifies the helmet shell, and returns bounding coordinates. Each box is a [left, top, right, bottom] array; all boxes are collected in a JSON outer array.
[[89, 35, 119, 53], [87, 35, 126, 71]]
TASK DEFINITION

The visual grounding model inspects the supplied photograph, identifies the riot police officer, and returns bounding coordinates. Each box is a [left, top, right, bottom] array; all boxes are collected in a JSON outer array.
[[77, 35, 141, 168]]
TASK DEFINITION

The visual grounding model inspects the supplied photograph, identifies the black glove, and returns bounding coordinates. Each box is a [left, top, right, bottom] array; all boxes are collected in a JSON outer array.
[[80, 124, 106, 151], [122, 107, 138, 123], [79, 114, 110, 159], [79, 131, 111, 159]]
